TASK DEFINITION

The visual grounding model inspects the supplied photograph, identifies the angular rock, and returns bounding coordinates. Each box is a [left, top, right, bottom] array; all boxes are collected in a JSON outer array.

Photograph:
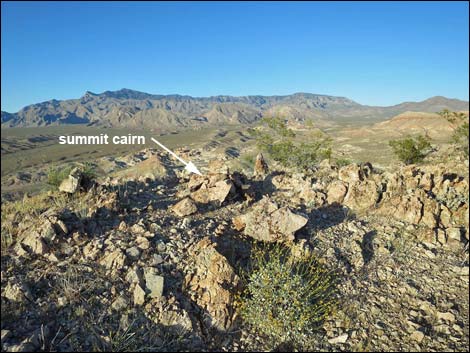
[[133, 283, 146, 305], [172, 197, 198, 217], [125, 246, 141, 261], [99, 249, 126, 270], [233, 197, 307, 242], [59, 167, 82, 193], [191, 179, 235, 204], [327, 180, 348, 204], [253, 153, 269, 178], [343, 180, 380, 211], [144, 267, 164, 299], [21, 232, 48, 255], [185, 237, 240, 331]]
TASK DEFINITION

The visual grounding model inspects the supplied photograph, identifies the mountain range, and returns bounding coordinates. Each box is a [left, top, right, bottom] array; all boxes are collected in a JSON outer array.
[[1, 88, 468, 131]]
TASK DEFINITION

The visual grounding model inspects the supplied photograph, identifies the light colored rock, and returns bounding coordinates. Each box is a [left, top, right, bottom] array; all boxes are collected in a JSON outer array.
[[21, 232, 48, 255], [410, 330, 425, 343], [144, 268, 164, 299], [125, 246, 141, 261], [343, 180, 380, 211], [172, 197, 198, 217], [133, 283, 146, 305], [253, 153, 269, 178], [338, 164, 364, 183], [99, 249, 126, 270], [185, 237, 240, 331], [233, 197, 307, 242], [327, 180, 348, 204], [446, 227, 462, 246], [328, 333, 349, 344], [59, 167, 82, 193], [3, 282, 32, 302]]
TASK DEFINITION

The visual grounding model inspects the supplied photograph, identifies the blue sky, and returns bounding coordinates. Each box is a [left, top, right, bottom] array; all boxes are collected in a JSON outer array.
[[1, 1, 469, 112]]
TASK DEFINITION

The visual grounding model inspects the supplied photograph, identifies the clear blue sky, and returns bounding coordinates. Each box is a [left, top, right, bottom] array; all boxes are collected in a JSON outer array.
[[1, 1, 469, 112]]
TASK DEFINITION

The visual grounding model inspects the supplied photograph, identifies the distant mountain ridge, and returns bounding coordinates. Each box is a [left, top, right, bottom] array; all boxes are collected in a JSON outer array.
[[2, 89, 468, 131]]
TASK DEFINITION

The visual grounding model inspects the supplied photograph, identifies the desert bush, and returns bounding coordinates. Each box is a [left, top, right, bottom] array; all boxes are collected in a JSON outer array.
[[255, 115, 332, 171], [437, 109, 469, 156], [389, 135, 432, 165], [47, 165, 73, 187], [240, 244, 336, 349], [452, 122, 469, 156], [335, 158, 353, 168], [47, 162, 97, 187]]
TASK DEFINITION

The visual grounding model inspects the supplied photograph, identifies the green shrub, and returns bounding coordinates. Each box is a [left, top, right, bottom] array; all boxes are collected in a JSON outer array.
[[81, 162, 97, 180], [335, 158, 353, 168], [240, 245, 336, 349], [47, 165, 73, 187], [452, 122, 469, 156], [255, 115, 332, 171], [389, 135, 432, 165], [437, 109, 469, 156], [47, 163, 96, 187]]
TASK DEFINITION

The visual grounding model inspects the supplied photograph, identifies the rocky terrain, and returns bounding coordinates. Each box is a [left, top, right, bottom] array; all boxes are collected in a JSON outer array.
[[1, 146, 468, 352], [2, 89, 468, 130]]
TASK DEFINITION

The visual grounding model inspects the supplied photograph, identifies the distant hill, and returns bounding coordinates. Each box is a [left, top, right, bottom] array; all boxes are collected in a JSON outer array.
[[373, 110, 469, 139], [2, 89, 468, 131]]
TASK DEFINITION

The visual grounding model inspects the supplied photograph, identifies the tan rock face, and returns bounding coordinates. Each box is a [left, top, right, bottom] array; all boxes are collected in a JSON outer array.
[[233, 197, 308, 242], [327, 180, 348, 205], [343, 180, 380, 211], [59, 167, 82, 193], [253, 153, 269, 178], [172, 197, 198, 217], [184, 237, 240, 331]]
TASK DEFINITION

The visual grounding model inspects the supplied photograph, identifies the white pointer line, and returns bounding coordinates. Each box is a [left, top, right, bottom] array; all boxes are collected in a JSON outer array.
[[150, 137, 202, 176]]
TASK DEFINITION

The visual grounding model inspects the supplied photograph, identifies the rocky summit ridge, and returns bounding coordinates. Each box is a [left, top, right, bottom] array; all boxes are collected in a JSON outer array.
[[1, 147, 469, 351]]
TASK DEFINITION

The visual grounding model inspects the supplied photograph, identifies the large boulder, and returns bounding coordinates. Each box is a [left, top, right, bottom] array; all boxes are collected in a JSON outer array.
[[233, 197, 308, 242]]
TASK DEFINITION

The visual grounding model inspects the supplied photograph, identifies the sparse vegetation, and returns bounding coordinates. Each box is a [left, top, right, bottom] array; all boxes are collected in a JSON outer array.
[[389, 134, 432, 165], [240, 244, 336, 349], [335, 157, 353, 168], [47, 165, 73, 187], [437, 109, 469, 156], [254, 115, 332, 171]]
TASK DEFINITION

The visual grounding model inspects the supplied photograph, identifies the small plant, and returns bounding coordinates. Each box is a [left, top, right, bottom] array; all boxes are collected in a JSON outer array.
[[47, 165, 73, 187], [240, 244, 336, 349], [437, 109, 469, 156], [255, 115, 332, 171], [389, 134, 432, 165], [335, 158, 353, 168]]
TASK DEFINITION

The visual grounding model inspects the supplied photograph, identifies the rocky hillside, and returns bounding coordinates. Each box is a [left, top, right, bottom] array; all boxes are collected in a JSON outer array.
[[1, 147, 468, 352], [2, 89, 468, 130]]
